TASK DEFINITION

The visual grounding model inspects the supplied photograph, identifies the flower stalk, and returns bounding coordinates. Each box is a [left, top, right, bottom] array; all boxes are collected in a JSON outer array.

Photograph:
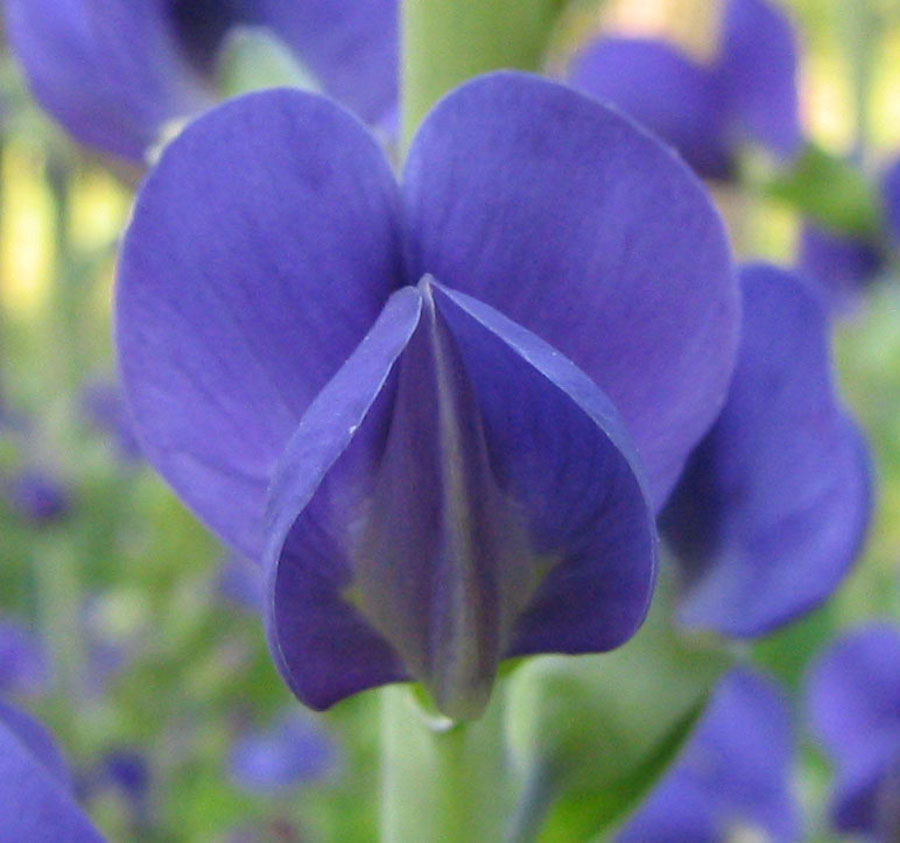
[[400, 0, 566, 145], [379, 685, 511, 842]]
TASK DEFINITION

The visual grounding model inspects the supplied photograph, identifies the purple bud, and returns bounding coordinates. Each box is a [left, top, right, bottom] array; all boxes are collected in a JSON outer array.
[[228, 710, 338, 794], [7, 468, 72, 523]]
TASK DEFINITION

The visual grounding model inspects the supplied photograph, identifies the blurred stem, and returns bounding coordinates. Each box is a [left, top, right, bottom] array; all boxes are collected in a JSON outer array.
[[507, 764, 557, 843], [37, 152, 87, 716], [380, 685, 511, 842], [839, 0, 878, 167], [400, 0, 567, 147], [45, 152, 86, 388], [34, 534, 87, 727]]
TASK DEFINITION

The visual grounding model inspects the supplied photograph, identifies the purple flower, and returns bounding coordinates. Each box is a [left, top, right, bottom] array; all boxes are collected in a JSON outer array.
[[807, 623, 900, 838], [796, 155, 900, 309], [617, 668, 801, 842], [77, 748, 151, 829], [81, 379, 143, 461], [883, 157, 900, 246], [217, 554, 264, 614], [6, 467, 73, 524], [662, 263, 871, 637], [116, 73, 739, 717], [5, 0, 397, 163], [0, 619, 49, 696], [228, 709, 338, 794], [0, 698, 103, 840], [568, 0, 802, 180], [797, 223, 885, 311]]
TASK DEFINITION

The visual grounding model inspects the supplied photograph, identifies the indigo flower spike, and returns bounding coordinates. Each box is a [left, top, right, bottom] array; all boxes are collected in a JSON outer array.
[[662, 263, 871, 637], [568, 0, 802, 180], [618, 668, 801, 842], [229, 710, 338, 794], [117, 73, 739, 717], [0, 699, 104, 841], [5, 0, 397, 163], [807, 624, 900, 839]]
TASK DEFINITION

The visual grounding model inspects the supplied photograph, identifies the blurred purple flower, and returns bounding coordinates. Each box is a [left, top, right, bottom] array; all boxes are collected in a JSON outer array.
[[6, 467, 73, 524], [229, 710, 338, 794], [618, 668, 801, 842], [0, 698, 103, 840], [883, 157, 900, 246], [81, 380, 143, 462], [807, 623, 900, 839], [662, 263, 871, 637], [101, 749, 150, 803], [797, 223, 885, 311], [569, 0, 802, 180], [0, 619, 49, 696], [5, 0, 397, 163], [116, 74, 739, 717], [217, 554, 264, 614], [796, 155, 900, 309]]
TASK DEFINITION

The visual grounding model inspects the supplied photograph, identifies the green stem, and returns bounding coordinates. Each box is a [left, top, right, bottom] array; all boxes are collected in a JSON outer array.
[[45, 151, 86, 389], [34, 533, 88, 732], [838, 0, 877, 167], [37, 151, 88, 723], [380, 685, 511, 842], [401, 0, 566, 145], [507, 763, 557, 843]]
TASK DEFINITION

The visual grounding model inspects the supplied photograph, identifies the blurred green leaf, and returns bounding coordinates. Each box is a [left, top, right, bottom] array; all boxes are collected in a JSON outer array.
[[507, 570, 733, 842], [765, 143, 882, 237]]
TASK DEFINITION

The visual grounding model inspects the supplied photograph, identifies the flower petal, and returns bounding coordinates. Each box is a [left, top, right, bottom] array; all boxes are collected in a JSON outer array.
[[264, 287, 423, 712], [117, 89, 403, 558], [229, 710, 338, 793], [807, 624, 900, 835], [251, 0, 398, 122], [0, 619, 49, 696], [5, 0, 211, 162], [567, 38, 733, 179], [807, 624, 900, 764], [266, 282, 656, 715], [0, 700, 69, 786], [797, 222, 884, 311], [715, 0, 802, 159], [664, 263, 872, 636], [0, 701, 103, 841], [830, 746, 900, 836], [618, 668, 801, 842], [404, 72, 739, 508], [433, 286, 656, 662], [881, 156, 900, 246]]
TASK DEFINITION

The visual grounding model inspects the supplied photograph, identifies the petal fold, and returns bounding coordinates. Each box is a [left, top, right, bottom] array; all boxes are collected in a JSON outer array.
[[404, 72, 739, 508], [663, 263, 872, 636], [117, 89, 403, 558], [266, 282, 657, 716]]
